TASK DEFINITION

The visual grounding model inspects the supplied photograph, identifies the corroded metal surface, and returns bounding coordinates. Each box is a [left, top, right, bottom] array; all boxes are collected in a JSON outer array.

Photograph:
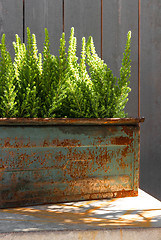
[[0, 118, 144, 208], [0, 117, 144, 125]]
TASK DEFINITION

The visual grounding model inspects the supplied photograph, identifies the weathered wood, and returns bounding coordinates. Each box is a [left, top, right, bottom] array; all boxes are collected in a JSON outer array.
[[25, 0, 63, 56], [0, 0, 23, 58], [140, 0, 161, 200], [103, 0, 138, 117], [0, 0, 160, 202], [64, 0, 101, 57]]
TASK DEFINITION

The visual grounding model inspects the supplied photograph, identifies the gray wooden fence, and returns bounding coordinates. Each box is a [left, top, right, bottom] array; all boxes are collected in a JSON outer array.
[[140, 0, 161, 200], [0, 0, 160, 200]]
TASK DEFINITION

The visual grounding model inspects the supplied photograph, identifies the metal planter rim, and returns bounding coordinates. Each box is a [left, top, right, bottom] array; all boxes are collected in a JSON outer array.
[[0, 117, 145, 126]]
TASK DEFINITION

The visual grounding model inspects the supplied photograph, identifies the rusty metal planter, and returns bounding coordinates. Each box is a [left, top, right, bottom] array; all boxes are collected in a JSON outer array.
[[0, 118, 144, 208]]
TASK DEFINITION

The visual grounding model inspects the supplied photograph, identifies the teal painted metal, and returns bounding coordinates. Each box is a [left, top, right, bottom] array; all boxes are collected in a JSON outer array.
[[0, 118, 144, 208]]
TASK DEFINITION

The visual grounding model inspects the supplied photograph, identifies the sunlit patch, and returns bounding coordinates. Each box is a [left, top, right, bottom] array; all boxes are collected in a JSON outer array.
[[120, 214, 144, 222], [141, 210, 161, 219], [64, 219, 72, 223], [0, 190, 161, 231], [15, 228, 40, 232], [80, 217, 103, 223]]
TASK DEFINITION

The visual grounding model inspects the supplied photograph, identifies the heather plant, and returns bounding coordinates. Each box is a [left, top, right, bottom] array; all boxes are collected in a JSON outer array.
[[0, 34, 17, 117], [66, 28, 92, 117], [13, 28, 42, 117], [42, 29, 68, 117], [66, 28, 131, 118], [0, 27, 131, 118], [86, 31, 131, 118]]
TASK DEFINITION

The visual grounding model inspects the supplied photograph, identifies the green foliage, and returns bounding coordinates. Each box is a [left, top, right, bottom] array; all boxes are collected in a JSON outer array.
[[66, 28, 92, 117], [0, 34, 17, 117], [114, 31, 131, 117], [13, 28, 42, 117], [41, 29, 68, 117], [86, 36, 118, 118], [0, 28, 132, 118]]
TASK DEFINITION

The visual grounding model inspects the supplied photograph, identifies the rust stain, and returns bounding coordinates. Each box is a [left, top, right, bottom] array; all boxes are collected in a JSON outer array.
[[0, 117, 144, 126], [52, 139, 81, 147], [121, 126, 135, 138], [120, 229, 123, 240], [116, 154, 129, 170], [0, 119, 142, 208], [0, 166, 6, 172], [121, 146, 130, 158], [4, 138, 11, 148], [3, 137, 81, 149], [95, 149, 112, 172], [115, 190, 138, 198], [3, 137, 34, 148], [43, 139, 49, 147], [63, 148, 94, 178], [111, 136, 132, 145]]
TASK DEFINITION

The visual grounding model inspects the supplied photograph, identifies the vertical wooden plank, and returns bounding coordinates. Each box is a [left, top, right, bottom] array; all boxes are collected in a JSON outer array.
[[103, 0, 138, 117], [25, 0, 63, 56], [140, 0, 161, 200], [64, 0, 101, 57], [0, 0, 23, 57]]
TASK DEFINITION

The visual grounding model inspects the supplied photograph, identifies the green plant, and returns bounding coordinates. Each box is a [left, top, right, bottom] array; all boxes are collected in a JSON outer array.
[[42, 29, 68, 118], [13, 28, 42, 117], [0, 27, 131, 118], [0, 34, 17, 117]]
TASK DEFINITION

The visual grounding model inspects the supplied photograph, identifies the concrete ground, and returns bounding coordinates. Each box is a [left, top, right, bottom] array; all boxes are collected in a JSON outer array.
[[0, 189, 161, 239]]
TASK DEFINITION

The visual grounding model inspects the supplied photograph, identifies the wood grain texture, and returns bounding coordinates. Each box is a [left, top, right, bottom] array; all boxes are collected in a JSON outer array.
[[0, 0, 23, 57], [0, 0, 160, 202], [25, 0, 63, 56], [103, 0, 138, 117], [64, 0, 101, 57], [140, 0, 161, 200]]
